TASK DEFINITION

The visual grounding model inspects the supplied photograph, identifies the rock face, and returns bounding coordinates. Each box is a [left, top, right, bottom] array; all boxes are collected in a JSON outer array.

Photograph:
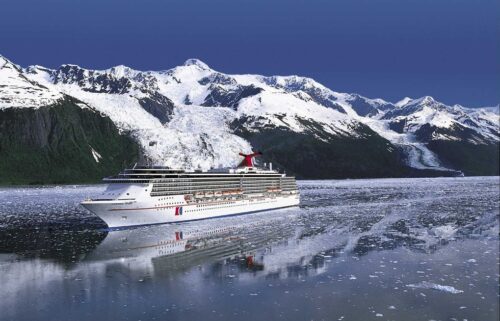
[[378, 97, 499, 175], [0, 98, 139, 184], [232, 119, 408, 179], [1, 54, 498, 183]]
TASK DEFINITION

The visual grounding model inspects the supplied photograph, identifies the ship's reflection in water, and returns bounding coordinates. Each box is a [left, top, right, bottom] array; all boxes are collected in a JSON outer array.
[[87, 210, 299, 277], [0, 177, 498, 321], [0, 209, 331, 279]]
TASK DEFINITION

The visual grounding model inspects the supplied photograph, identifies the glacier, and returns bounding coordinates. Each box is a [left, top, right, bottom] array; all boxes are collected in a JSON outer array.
[[1, 54, 498, 173]]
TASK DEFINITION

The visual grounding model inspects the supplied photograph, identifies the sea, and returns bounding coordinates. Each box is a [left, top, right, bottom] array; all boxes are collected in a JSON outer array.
[[0, 177, 498, 321]]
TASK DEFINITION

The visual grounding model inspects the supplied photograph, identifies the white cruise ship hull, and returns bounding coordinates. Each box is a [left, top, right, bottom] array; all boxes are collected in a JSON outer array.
[[82, 194, 300, 228]]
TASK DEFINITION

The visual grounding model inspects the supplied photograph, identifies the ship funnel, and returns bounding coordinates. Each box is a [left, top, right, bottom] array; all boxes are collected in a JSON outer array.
[[238, 151, 262, 167], [269, 162, 273, 171]]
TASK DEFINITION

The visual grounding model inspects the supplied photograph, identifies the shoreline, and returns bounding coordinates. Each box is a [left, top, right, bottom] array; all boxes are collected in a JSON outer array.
[[1, 175, 498, 188]]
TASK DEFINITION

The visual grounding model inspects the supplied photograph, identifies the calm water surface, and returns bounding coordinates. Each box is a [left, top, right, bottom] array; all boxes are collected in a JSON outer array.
[[0, 177, 498, 321]]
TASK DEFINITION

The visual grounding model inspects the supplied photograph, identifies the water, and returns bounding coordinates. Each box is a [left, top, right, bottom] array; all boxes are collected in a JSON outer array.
[[0, 177, 498, 321]]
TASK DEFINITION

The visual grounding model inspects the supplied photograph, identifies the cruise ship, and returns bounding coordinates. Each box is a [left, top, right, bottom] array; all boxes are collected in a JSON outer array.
[[81, 152, 300, 228]]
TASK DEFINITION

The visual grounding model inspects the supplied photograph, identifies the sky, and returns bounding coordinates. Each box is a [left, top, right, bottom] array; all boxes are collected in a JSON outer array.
[[0, 0, 498, 107]]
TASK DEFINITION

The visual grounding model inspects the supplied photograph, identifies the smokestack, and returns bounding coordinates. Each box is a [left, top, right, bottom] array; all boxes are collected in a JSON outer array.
[[269, 162, 273, 171]]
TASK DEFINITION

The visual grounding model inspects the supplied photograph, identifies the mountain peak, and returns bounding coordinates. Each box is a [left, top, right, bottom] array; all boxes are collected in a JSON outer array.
[[57, 63, 85, 72], [414, 96, 436, 105], [107, 65, 137, 78], [0, 56, 64, 109], [0, 55, 25, 78], [395, 97, 413, 108], [183, 58, 210, 70], [0, 55, 18, 70], [479, 105, 500, 115]]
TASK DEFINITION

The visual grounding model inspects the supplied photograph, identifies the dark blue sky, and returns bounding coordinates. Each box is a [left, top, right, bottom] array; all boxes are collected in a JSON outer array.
[[1, 0, 498, 106]]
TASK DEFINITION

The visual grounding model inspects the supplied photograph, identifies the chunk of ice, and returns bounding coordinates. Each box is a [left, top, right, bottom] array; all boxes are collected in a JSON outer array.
[[406, 281, 464, 294]]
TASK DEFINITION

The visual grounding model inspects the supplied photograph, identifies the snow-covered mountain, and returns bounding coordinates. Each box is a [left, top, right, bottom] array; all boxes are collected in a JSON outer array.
[[1, 54, 498, 182], [0, 56, 140, 184], [381, 96, 498, 143], [365, 96, 499, 171], [0, 56, 63, 108], [22, 58, 380, 170]]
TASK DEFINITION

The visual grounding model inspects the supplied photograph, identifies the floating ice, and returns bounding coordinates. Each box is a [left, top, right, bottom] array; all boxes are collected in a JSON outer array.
[[0, 177, 498, 321], [431, 225, 457, 239], [406, 281, 464, 294]]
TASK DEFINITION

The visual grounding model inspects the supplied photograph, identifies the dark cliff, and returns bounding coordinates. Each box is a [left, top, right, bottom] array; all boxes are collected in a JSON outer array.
[[0, 98, 140, 184]]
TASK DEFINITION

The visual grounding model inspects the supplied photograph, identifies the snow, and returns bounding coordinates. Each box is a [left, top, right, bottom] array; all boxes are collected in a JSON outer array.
[[479, 105, 499, 115], [236, 90, 357, 136], [24, 62, 252, 169], [59, 87, 250, 169], [395, 97, 413, 108], [0, 56, 63, 109], [21, 58, 364, 167], [153, 64, 214, 105], [371, 98, 390, 105], [431, 225, 457, 239], [1, 54, 497, 170], [183, 58, 211, 70], [362, 118, 450, 170], [359, 94, 499, 168], [161, 105, 253, 169], [89, 146, 102, 163], [105, 65, 139, 79], [394, 98, 498, 144], [412, 106, 456, 128]]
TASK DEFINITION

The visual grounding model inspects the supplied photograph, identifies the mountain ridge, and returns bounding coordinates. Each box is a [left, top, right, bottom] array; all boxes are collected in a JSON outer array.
[[1, 55, 498, 182]]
